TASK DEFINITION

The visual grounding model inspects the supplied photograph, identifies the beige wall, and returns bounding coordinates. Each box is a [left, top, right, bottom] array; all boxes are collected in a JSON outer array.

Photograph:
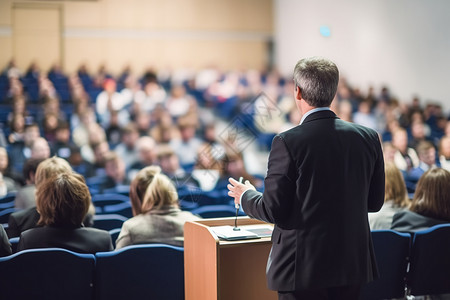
[[0, 0, 273, 75]]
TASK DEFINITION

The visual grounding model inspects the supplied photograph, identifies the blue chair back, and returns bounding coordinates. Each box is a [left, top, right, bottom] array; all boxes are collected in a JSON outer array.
[[0, 248, 96, 300], [94, 244, 184, 300], [102, 201, 133, 218], [8, 237, 19, 254], [408, 224, 450, 296], [93, 214, 128, 231], [0, 192, 16, 204], [360, 230, 410, 300], [191, 204, 246, 218]]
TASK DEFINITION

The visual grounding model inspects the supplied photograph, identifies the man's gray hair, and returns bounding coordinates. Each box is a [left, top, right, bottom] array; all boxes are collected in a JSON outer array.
[[293, 57, 339, 107]]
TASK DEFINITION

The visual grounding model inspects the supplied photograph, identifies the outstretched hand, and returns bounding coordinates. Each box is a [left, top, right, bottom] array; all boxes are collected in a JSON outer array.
[[227, 177, 256, 206]]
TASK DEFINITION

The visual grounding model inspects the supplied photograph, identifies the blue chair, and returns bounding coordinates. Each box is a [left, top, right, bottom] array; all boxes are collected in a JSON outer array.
[[0, 248, 96, 300], [0, 192, 16, 204], [93, 214, 128, 231], [92, 194, 130, 214], [95, 244, 185, 300], [407, 224, 450, 296], [8, 237, 19, 254], [103, 185, 130, 196], [108, 228, 121, 248], [360, 230, 411, 300], [191, 204, 246, 218], [102, 201, 133, 218]]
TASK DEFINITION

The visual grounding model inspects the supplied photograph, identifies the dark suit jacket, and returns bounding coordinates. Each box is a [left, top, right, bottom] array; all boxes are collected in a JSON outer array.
[[7, 207, 95, 239], [391, 210, 449, 232], [17, 226, 113, 254], [7, 207, 40, 239], [242, 110, 385, 291]]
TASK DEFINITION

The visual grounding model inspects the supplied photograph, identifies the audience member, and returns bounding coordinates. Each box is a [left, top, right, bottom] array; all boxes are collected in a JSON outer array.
[[51, 121, 79, 161], [157, 144, 199, 190], [128, 165, 161, 216], [30, 137, 51, 160], [99, 152, 129, 193], [14, 158, 44, 210], [391, 168, 450, 232], [115, 168, 199, 249], [8, 123, 40, 174], [96, 78, 129, 128], [392, 128, 419, 171], [17, 172, 113, 254], [114, 122, 140, 168], [368, 162, 410, 229], [439, 136, 450, 171], [406, 141, 437, 187], [0, 147, 20, 191], [128, 136, 157, 179], [170, 114, 202, 166], [8, 157, 95, 238]]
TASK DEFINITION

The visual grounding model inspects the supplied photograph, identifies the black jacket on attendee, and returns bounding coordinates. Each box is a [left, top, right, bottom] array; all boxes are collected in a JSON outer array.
[[17, 226, 113, 254]]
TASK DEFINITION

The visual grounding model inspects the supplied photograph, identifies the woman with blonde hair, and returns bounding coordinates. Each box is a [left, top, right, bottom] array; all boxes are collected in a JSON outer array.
[[368, 162, 410, 229], [391, 167, 450, 232], [115, 166, 200, 249]]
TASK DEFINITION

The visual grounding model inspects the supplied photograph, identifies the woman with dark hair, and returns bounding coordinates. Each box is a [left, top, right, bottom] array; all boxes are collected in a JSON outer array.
[[17, 172, 112, 253], [116, 166, 199, 249], [391, 167, 450, 232]]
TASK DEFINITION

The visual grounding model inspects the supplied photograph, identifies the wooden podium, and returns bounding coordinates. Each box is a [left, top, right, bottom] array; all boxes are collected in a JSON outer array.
[[184, 217, 277, 300]]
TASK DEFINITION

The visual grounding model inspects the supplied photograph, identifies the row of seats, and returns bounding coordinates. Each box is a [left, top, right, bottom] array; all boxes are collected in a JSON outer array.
[[2, 226, 449, 299], [0, 244, 184, 300], [363, 225, 450, 299]]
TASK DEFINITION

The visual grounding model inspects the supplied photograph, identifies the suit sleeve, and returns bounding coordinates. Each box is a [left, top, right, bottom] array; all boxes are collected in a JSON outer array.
[[242, 135, 296, 226], [368, 134, 385, 212]]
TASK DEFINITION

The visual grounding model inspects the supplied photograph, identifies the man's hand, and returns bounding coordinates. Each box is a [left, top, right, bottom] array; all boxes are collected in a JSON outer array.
[[227, 177, 256, 206]]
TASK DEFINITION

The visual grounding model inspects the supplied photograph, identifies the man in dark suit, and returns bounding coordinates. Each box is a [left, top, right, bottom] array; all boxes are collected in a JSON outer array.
[[228, 57, 385, 300]]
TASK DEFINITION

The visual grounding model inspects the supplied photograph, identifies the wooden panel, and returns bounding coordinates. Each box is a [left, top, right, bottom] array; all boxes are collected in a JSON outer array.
[[13, 5, 61, 71]]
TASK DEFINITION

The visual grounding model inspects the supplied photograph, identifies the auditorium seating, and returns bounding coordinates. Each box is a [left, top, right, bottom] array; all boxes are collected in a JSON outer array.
[[407, 224, 450, 297], [360, 230, 410, 300], [94, 244, 185, 300], [0, 248, 96, 300], [0, 207, 17, 224], [191, 204, 246, 218], [92, 214, 128, 231]]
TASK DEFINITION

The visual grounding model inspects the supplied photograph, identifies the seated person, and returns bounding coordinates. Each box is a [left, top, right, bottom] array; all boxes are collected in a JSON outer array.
[[99, 152, 130, 193], [391, 168, 450, 232], [127, 136, 157, 180], [157, 144, 199, 191], [14, 158, 44, 210], [17, 172, 113, 254], [405, 141, 437, 188], [368, 162, 410, 230], [8, 157, 95, 238], [0, 224, 11, 257], [115, 167, 200, 249]]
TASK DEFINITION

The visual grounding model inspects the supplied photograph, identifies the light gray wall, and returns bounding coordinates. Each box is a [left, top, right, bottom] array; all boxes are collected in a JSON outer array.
[[275, 0, 450, 111]]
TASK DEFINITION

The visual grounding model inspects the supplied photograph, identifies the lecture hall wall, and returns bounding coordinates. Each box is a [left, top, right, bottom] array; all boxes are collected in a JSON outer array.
[[0, 0, 273, 74], [275, 0, 450, 110]]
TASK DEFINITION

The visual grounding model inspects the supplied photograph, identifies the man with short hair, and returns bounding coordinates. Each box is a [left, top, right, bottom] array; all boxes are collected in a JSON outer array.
[[228, 57, 385, 300]]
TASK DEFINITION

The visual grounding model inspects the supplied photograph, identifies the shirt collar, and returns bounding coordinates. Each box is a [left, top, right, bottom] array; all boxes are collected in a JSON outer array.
[[299, 107, 331, 125]]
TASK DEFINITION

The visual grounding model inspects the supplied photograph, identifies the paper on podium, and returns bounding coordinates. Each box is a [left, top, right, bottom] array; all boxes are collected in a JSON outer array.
[[212, 225, 260, 241]]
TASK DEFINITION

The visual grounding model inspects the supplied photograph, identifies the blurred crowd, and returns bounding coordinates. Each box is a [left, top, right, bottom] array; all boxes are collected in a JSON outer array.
[[0, 59, 449, 201]]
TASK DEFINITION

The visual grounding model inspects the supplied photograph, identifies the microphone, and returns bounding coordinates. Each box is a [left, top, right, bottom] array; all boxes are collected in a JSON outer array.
[[233, 177, 243, 231]]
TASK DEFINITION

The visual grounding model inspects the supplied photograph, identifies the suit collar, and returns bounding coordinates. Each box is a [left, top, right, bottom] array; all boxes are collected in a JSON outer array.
[[302, 109, 338, 124]]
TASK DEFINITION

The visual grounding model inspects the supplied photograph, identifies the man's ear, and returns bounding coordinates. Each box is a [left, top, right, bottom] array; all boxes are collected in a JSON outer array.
[[295, 86, 302, 101]]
